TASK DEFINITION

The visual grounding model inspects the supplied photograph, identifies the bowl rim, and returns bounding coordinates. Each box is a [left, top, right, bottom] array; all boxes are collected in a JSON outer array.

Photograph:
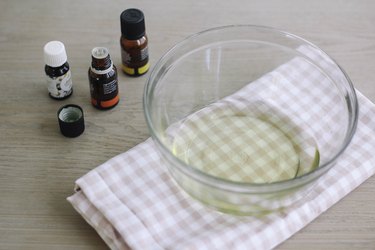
[[143, 24, 359, 193]]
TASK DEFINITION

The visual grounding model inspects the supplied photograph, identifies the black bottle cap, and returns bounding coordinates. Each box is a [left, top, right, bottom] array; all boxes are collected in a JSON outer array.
[[120, 8, 146, 40], [57, 104, 85, 138]]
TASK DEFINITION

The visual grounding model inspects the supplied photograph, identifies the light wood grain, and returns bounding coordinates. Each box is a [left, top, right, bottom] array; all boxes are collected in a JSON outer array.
[[0, 0, 374, 249]]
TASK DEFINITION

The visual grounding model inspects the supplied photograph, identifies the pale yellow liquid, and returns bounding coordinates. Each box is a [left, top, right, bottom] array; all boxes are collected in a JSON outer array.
[[171, 105, 319, 184]]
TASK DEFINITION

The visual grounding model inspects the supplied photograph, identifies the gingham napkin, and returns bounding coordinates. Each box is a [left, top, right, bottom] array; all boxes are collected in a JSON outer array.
[[68, 47, 375, 249]]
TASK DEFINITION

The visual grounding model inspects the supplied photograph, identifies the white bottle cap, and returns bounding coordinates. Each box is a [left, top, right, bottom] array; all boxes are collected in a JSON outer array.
[[43, 41, 68, 67], [91, 47, 109, 59]]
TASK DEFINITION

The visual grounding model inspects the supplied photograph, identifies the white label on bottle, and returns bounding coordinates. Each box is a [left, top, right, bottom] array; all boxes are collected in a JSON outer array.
[[103, 79, 118, 95], [46, 70, 73, 98], [121, 49, 131, 64], [139, 46, 148, 61]]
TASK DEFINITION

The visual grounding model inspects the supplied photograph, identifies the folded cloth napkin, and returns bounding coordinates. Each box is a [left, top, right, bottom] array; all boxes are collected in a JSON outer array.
[[68, 47, 375, 249]]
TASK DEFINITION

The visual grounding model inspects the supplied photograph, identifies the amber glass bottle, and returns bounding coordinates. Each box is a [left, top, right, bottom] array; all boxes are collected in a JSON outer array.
[[120, 8, 149, 76], [88, 47, 119, 110]]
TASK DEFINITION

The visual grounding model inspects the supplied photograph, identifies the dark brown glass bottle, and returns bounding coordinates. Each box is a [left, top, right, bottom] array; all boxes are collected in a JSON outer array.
[[88, 47, 119, 110], [120, 8, 149, 76]]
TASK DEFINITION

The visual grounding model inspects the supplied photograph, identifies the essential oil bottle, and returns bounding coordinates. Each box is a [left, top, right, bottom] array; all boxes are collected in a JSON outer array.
[[88, 47, 119, 110], [43, 41, 73, 99], [120, 8, 149, 76]]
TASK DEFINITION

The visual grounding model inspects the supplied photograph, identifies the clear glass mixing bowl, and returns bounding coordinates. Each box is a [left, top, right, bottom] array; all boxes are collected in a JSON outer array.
[[143, 25, 358, 215]]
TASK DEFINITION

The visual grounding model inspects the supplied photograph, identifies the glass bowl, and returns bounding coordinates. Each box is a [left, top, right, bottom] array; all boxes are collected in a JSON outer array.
[[143, 25, 358, 215]]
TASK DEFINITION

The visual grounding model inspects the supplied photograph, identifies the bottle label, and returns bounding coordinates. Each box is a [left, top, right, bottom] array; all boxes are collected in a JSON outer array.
[[121, 45, 149, 76], [139, 46, 149, 61], [121, 45, 149, 64], [121, 49, 131, 64], [46, 70, 73, 98], [89, 70, 119, 109], [103, 79, 118, 95]]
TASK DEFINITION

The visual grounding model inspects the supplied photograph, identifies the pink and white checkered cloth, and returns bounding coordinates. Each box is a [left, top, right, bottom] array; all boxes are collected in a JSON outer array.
[[67, 48, 375, 249]]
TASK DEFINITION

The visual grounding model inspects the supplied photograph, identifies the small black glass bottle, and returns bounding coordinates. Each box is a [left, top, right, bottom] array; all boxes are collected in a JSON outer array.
[[43, 41, 73, 99], [88, 47, 119, 110]]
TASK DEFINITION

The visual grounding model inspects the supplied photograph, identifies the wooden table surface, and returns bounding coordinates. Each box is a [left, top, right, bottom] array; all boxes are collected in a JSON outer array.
[[1, 0, 374, 249]]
